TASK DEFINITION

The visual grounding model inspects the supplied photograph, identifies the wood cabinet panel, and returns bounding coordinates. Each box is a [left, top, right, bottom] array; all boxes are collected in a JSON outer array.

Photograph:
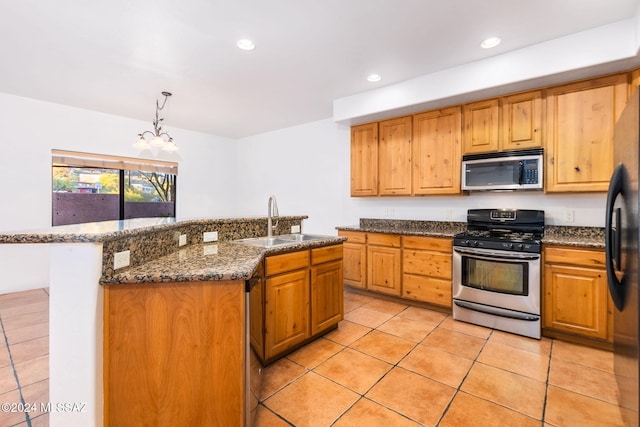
[[543, 264, 609, 340], [403, 235, 452, 252], [339, 231, 367, 288], [342, 242, 366, 288], [367, 244, 402, 296], [463, 99, 500, 154], [311, 244, 343, 265], [543, 246, 612, 343], [311, 260, 344, 335], [378, 116, 412, 195], [403, 250, 452, 279], [401, 236, 452, 307], [545, 74, 628, 192], [265, 250, 310, 275], [350, 122, 378, 196], [412, 107, 462, 195], [501, 91, 543, 150], [265, 269, 310, 359], [104, 281, 245, 427], [338, 230, 367, 244], [368, 233, 401, 247], [402, 274, 452, 307]]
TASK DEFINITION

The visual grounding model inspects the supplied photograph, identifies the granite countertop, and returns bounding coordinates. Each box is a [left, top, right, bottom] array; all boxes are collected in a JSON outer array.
[[100, 236, 346, 285], [542, 226, 605, 249], [337, 218, 467, 238], [338, 219, 605, 249]]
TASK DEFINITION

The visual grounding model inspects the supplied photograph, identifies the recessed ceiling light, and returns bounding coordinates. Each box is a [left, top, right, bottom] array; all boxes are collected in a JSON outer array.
[[236, 39, 255, 51], [367, 74, 381, 82], [480, 37, 501, 49]]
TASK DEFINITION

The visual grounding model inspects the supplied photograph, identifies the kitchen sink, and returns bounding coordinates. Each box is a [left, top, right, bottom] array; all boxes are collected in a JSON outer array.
[[233, 236, 294, 247], [277, 233, 328, 242], [233, 234, 329, 248]]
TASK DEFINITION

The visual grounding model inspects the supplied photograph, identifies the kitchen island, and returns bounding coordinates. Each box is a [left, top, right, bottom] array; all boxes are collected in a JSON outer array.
[[0, 216, 345, 427]]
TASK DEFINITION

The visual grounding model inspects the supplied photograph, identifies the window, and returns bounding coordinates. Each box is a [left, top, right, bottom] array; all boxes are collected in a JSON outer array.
[[52, 150, 178, 226]]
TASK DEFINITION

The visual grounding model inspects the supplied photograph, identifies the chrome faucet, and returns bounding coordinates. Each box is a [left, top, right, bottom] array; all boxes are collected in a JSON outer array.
[[267, 195, 279, 238]]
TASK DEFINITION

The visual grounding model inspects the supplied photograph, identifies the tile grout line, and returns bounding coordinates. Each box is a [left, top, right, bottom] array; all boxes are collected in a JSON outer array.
[[0, 314, 32, 427]]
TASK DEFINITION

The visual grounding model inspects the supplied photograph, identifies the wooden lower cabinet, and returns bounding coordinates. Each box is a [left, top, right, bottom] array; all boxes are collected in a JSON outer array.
[[338, 231, 367, 288], [543, 246, 612, 342], [402, 236, 453, 307], [311, 245, 344, 335], [265, 269, 310, 359], [256, 245, 344, 364], [367, 233, 402, 296], [104, 281, 246, 427]]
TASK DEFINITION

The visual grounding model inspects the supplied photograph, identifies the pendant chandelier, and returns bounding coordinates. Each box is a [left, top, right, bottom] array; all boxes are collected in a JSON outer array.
[[133, 91, 178, 152]]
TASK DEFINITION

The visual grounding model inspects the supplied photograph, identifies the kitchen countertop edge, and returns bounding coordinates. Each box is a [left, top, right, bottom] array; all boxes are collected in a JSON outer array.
[[100, 236, 346, 285]]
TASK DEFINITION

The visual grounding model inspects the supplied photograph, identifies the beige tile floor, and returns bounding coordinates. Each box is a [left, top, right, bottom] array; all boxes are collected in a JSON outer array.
[[0, 288, 49, 427], [256, 288, 626, 427], [0, 287, 626, 427]]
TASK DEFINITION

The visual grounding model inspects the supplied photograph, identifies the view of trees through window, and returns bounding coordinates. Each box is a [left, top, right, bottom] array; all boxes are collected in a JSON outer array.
[[52, 164, 176, 226]]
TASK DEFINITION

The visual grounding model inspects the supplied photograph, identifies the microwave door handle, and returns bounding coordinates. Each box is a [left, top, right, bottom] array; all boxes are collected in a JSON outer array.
[[518, 161, 524, 185]]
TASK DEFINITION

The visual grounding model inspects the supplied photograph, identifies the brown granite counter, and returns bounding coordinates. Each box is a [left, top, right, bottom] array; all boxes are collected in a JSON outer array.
[[542, 226, 605, 249], [100, 237, 346, 285], [337, 218, 466, 238], [338, 218, 605, 249]]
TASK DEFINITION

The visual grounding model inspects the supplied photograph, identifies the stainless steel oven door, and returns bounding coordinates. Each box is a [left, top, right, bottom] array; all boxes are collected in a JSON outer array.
[[452, 246, 541, 315]]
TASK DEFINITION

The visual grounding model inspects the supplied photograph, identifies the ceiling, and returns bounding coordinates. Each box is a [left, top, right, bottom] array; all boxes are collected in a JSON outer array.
[[1, 0, 638, 139]]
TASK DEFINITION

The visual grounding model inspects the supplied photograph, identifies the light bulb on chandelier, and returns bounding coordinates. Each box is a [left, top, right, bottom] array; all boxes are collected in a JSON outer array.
[[134, 91, 178, 152]]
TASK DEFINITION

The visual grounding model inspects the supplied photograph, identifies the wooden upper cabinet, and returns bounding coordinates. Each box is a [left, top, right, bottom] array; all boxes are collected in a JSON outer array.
[[463, 99, 500, 154], [378, 116, 412, 195], [501, 90, 543, 150], [545, 73, 628, 192], [350, 122, 378, 196], [412, 107, 462, 195]]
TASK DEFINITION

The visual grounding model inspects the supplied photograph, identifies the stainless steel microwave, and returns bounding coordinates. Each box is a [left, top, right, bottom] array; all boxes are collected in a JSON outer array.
[[462, 148, 543, 191]]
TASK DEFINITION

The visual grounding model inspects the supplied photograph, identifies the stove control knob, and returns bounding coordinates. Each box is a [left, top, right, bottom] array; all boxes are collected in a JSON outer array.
[[472, 240, 479, 247], [517, 244, 524, 250], [508, 243, 514, 249], [463, 240, 470, 246]]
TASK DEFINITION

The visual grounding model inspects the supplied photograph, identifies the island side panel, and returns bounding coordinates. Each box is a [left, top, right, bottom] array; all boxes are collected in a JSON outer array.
[[104, 280, 246, 427], [50, 243, 104, 427]]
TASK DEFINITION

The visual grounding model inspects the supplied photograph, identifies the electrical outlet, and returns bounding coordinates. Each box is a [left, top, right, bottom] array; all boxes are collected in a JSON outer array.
[[445, 208, 453, 220], [179, 234, 187, 246], [113, 250, 130, 270], [291, 225, 301, 233], [564, 209, 575, 223], [203, 245, 219, 255], [384, 208, 395, 218], [203, 231, 218, 242]]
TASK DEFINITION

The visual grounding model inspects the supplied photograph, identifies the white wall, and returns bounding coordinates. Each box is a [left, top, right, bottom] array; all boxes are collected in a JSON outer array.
[[0, 92, 236, 294], [236, 118, 607, 236]]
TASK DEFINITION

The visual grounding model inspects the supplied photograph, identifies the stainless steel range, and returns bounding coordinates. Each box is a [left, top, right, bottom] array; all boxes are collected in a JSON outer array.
[[452, 209, 544, 339]]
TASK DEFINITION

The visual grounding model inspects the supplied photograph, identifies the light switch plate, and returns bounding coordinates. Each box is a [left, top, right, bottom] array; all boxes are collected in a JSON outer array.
[[114, 250, 130, 270], [179, 234, 187, 246], [203, 231, 218, 242]]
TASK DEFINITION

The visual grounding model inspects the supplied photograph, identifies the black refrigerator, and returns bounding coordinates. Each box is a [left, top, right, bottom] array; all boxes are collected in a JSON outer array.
[[606, 86, 640, 427]]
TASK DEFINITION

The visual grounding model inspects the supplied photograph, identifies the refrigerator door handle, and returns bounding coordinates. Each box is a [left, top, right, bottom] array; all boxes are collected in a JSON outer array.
[[605, 163, 626, 311]]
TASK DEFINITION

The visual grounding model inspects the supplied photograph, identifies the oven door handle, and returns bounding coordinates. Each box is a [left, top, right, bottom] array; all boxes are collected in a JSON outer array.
[[454, 300, 540, 321], [453, 247, 540, 261]]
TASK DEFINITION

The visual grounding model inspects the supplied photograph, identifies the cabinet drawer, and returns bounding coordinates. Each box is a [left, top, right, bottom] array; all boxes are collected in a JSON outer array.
[[338, 230, 366, 244], [544, 246, 605, 268], [312, 244, 343, 265], [402, 274, 452, 307], [265, 250, 310, 276], [403, 236, 452, 252], [367, 233, 401, 247], [402, 250, 452, 279]]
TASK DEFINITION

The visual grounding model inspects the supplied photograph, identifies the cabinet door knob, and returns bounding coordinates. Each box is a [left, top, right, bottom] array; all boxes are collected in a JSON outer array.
[[574, 166, 581, 172]]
